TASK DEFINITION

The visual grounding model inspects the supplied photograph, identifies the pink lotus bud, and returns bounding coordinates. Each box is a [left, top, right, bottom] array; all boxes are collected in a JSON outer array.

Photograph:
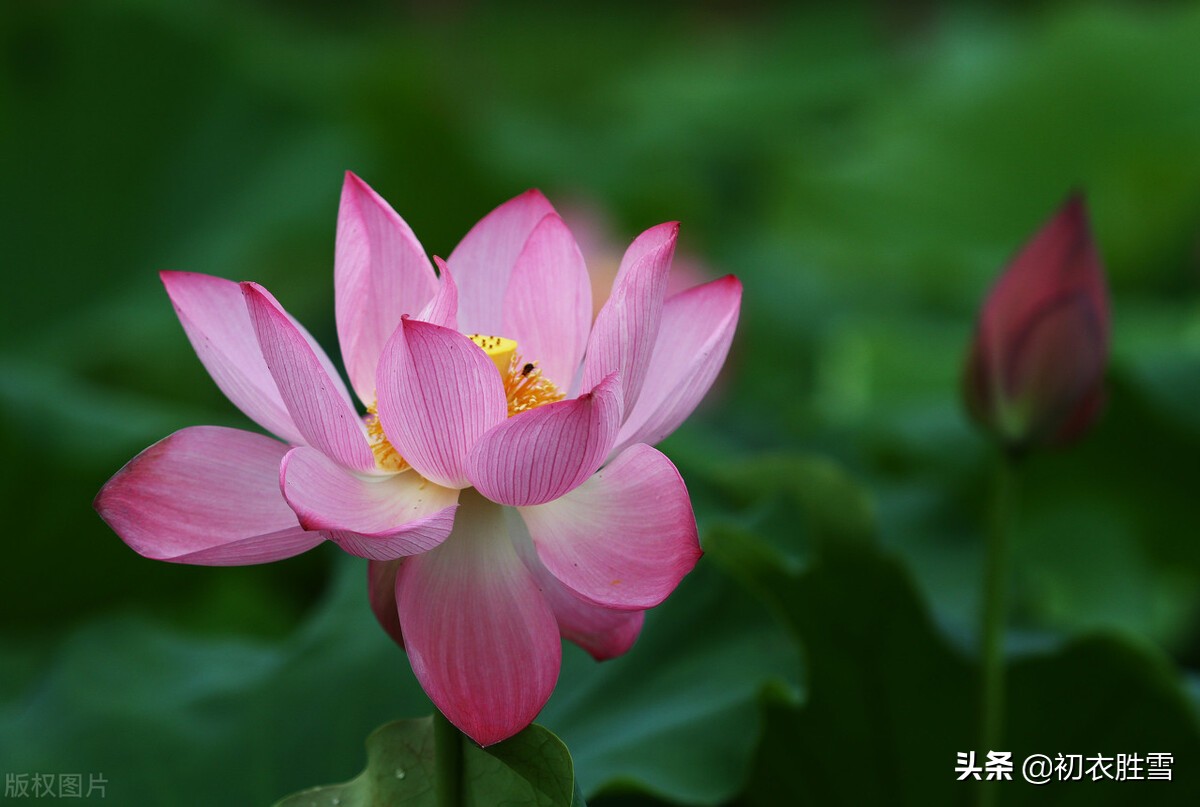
[[963, 194, 1110, 451]]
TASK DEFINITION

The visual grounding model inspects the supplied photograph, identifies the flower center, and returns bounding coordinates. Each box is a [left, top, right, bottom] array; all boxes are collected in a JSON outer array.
[[365, 334, 567, 473], [365, 401, 410, 473], [468, 333, 565, 416]]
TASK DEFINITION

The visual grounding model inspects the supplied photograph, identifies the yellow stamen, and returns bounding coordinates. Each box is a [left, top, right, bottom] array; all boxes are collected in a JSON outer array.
[[467, 333, 565, 416], [468, 334, 517, 376], [365, 401, 409, 473], [502, 354, 564, 416], [465, 331, 564, 415]]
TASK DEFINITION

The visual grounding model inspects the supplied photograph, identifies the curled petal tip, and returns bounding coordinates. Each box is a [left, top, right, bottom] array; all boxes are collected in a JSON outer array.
[[639, 221, 680, 247], [715, 273, 743, 293], [341, 169, 384, 199], [1062, 187, 1087, 211], [1051, 191, 1093, 243], [519, 187, 553, 207]]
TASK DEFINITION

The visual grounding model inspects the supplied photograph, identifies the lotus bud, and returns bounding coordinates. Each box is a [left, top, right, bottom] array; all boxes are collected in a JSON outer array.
[[963, 194, 1110, 451]]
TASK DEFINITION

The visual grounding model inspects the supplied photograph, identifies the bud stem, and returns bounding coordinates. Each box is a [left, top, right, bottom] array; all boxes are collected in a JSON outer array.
[[979, 451, 1019, 807], [434, 710, 464, 807]]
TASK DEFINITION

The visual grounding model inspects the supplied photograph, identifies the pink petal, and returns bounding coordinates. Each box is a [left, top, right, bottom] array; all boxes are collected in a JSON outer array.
[[280, 446, 459, 560], [415, 257, 459, 329], [376, 318, 508, 489], [553, 592, 644, 661], [446, 189, 556, 336], [613, 218, 678, 289], [519, 443, 701, 610], [94, 426, 323, 565], [160, 271, 302, 444], [243, 282, 376, 472], [612, 275, 741, 455], [397, 492, 560, 746], [503, 213, 592, 389], [368, 558, 406, 648], [260, 284, 359, 416], [335, 172, 439, 403], [511, 526, 644, 660], [467, 374, 622, 507], [579, 222, 677, 412]]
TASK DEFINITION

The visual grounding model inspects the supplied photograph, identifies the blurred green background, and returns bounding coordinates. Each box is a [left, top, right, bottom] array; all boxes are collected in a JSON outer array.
[[2, 0, 1199, 804]]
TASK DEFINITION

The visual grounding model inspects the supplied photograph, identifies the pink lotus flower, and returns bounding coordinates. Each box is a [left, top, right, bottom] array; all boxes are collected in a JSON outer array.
[[963, 193, 1110, 451], [95, 173, 741, 746]]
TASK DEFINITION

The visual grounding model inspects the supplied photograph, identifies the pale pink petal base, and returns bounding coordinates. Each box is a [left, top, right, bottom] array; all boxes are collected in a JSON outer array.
[[280, 446, 459, 560], [95, 426, 324, 565], [508, 513, 644, 660], [468, 374, 622, 506], [396, 491, 560, 746], [519, 444, 700, 609]]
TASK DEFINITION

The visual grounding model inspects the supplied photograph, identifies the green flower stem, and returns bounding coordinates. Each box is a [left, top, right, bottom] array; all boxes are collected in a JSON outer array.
[[434, 711, 464, 807], [979, 451, 1019, 807]]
